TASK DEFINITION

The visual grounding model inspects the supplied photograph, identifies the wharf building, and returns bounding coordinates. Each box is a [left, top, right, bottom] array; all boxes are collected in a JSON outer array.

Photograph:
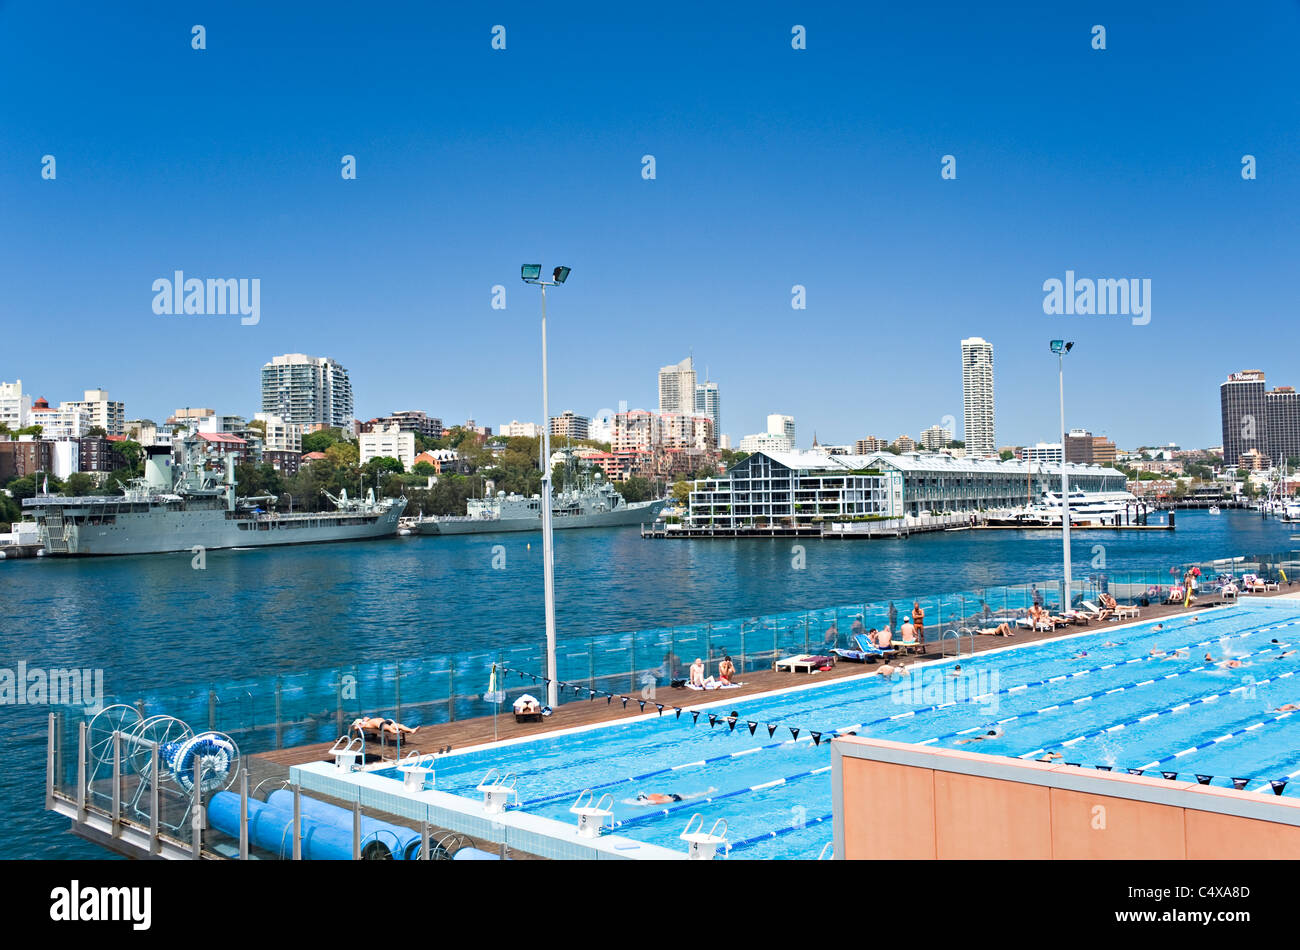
[[685, 450, 1127, 528]]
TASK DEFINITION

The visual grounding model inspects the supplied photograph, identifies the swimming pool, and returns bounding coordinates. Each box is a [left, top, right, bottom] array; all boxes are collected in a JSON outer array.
[[384, 598, 1300, 859]]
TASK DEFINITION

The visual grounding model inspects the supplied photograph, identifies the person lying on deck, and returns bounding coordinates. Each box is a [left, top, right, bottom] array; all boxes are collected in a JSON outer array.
[[352, 716, 418, 738], [980, 622, 1015, 637]]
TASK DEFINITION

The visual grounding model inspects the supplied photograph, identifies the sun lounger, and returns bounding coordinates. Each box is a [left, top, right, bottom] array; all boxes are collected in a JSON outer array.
[[832, 633, 896, 663], [1115, 604, 1140, 619], [1165, 586, 1186, 604], [776, 654, 834, 673], [1016, 616, 1053, 633]]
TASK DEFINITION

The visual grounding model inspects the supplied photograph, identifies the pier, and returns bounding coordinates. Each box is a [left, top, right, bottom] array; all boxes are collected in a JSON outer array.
[[642, 511, 1174, 539]]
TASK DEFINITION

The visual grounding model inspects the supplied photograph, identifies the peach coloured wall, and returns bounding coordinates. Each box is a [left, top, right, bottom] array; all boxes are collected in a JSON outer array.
[[838, 738, 1300, 860]]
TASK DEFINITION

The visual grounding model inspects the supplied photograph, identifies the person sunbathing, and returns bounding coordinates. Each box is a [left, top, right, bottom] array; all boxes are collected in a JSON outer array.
[[980, 622, 1016, 637], [352, 716, 417, 737], [689, 658, 706, 687], [1098, 592, 1118, 619]]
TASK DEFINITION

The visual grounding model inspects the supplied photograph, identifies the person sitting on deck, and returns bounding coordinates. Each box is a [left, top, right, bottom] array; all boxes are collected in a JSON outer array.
[[1097, 592, 1118, 619], [352, 716, 418, 739], [898, 619, 917, 650], [872, 626, 893, 649], [718, 656, 737, 685], [690, 657, 721, 688]]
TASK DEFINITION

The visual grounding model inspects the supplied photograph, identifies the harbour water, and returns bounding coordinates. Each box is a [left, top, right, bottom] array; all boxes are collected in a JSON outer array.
[[2, 509, 1295, 858]]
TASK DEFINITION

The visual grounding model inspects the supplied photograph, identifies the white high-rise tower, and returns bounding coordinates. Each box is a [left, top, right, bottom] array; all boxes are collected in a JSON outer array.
[[960, 337, 995, 457], [658, 357, 696, 415]]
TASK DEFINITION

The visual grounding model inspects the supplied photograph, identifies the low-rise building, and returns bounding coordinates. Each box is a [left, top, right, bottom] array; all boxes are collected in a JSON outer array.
[[499, 420, 542, 438], [360, 424, 416, 470], [60, 389, 125, 436], [685, 450, 1128, 528]]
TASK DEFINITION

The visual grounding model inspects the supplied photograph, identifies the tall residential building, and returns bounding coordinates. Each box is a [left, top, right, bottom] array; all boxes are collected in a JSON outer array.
[[893, 434, 917, 453], [661, 413, 715, 452], [0, 381, 32, 431], [60, 389, 125, 436], [960, 337, 996, 457], [658, 357, 696, 415], [550, 410, 591, 442], [694, 380, 720, 437], [855, 436, 887, 454], [260, 354, 354, 433], [767, 414, 796, 445], [1266, 386, 1300, 469], [920, 425, 952, 451], [1220, 370, 1268, 468]]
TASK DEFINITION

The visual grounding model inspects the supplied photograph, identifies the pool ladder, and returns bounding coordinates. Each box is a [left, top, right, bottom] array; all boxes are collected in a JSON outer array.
[[941, 626, 977, 658], [328, 735, 364, 771]]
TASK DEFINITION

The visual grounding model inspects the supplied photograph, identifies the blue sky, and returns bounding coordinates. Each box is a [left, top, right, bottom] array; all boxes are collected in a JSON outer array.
[[1, 1, 1297, 449]]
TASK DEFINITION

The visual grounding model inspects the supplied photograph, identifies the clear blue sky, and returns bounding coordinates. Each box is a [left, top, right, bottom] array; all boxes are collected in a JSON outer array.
[[2, 1, 1297, 449]]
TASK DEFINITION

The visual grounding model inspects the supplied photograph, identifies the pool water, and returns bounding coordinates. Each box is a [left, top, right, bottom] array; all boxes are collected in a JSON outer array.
[[389, 599, 1300, 859]]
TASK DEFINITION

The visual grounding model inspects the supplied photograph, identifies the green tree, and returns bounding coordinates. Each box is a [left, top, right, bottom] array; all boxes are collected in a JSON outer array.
[[15, 424, 43, 438], [301, 428, 344, 455], [62, 472, 98, 496], [325, 441, 359, 466], [412, 460, 436, 475], [615, 476, 653, 503], [362, 455, 405, 477], [999, 449, 1016, 461], [85, 425, 108, 438], [110, 440, 144, 472]]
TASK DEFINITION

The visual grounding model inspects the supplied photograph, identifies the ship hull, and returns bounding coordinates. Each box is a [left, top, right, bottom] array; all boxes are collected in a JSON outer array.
[[35, 501, 405, 556], [413, 499, 666, 536]]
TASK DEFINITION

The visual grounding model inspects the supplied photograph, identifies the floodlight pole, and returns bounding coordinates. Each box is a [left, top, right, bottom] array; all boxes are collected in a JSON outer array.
[[1057, 347, 1072, 611], [539, 282, 558, 708]]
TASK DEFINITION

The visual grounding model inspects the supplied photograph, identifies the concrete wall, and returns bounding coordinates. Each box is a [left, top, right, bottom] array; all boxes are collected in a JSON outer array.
[[834, 736, 1300, 859]]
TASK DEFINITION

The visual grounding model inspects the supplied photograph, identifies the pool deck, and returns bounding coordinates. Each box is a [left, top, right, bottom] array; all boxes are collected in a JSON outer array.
[[254, 586, 1300, 770]]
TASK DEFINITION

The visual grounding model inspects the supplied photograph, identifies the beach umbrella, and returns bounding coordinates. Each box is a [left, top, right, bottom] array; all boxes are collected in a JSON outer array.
[[1190, 567, 1201, 577]]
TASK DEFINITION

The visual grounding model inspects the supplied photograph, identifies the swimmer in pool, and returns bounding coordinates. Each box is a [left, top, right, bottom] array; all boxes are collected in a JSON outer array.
[[956, 726, 1005, 744], [1152, 623, 1164, 631], [1219, 658, 1244, 669], [1072, 651, 1088, 659], [631, 787, 716, 806], [1103, 641, 1120, 648], [1150, 647, 1165, 656], [1272, 703, 1300, 712], [1037, 752, 1063, 762], [1161, 649, 1189, 662], [877, 663, 908, 678]]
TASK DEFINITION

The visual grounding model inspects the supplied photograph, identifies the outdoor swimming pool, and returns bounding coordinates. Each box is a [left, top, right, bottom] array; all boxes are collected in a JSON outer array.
[[383, 599, 1300, 859]]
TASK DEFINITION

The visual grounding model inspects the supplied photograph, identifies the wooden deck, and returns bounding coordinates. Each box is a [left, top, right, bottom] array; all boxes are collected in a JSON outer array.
[[256, 587, 1292, 770]]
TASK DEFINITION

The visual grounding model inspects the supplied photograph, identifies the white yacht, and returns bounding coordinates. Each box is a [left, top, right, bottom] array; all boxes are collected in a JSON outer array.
[[1030, 489, 1141, 526]]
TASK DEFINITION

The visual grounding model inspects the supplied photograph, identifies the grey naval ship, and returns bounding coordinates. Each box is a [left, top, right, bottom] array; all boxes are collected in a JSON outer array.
[[23, 440, 405, 557], [409, 462, 665, 536]]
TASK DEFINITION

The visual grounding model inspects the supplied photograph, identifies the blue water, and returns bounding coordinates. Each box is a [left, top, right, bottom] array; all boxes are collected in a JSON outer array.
[[416, 599, 1300, 859], [0, 508, 1295, 857]]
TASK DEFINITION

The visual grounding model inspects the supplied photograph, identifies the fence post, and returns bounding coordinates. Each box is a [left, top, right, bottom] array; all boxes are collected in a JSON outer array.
[[804, 615, 810, 654], [335, 675, 344, 736], [208, 688, 217, 731], [740, 625, 746, 675], [588, 641, 595, 696], [274, 678, 283, 750], [448, 666, 456, 722], [395, 660, 402, 724]]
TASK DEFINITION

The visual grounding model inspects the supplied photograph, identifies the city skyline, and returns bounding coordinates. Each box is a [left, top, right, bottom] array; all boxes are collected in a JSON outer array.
[[3, 4, 1297, 449]]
